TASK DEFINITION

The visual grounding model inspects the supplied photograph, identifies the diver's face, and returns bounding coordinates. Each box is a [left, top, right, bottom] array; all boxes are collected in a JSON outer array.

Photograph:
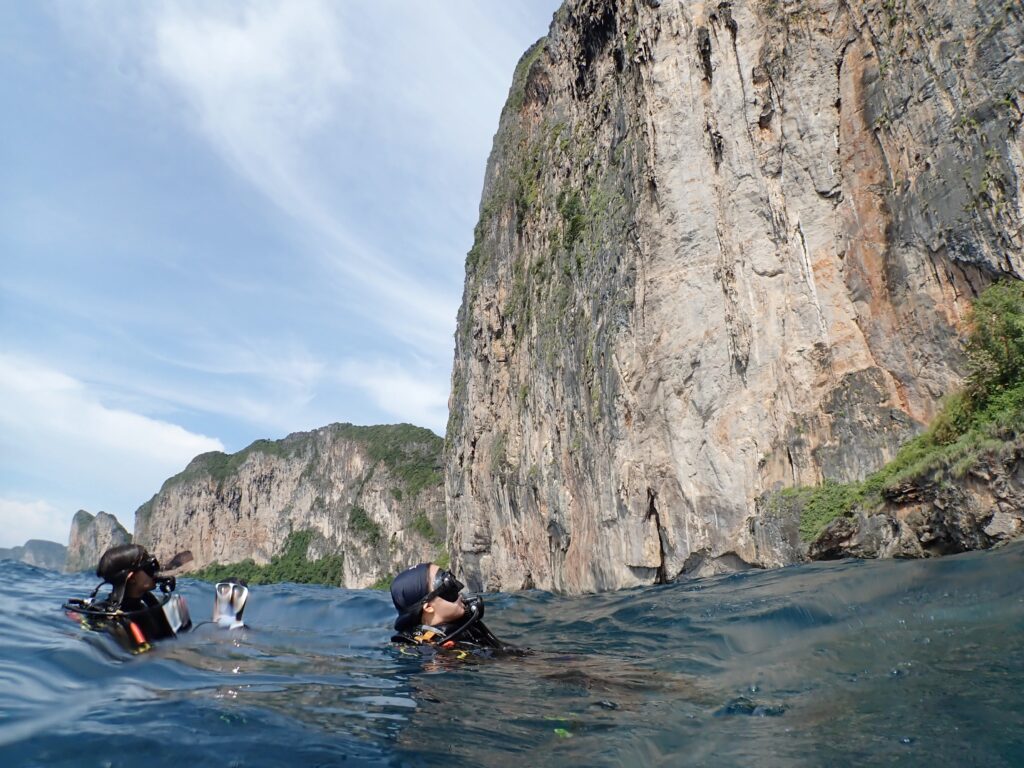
[[125, 570, 155, 599], [423, 563, 466, 625]]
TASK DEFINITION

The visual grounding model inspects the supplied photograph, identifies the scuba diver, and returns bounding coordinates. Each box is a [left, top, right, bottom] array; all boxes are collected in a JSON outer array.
[[390, 562, 510, 652], [63, 543, 249, 653]]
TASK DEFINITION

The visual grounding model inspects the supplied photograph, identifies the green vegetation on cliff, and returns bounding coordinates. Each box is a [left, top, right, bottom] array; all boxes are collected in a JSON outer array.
[[333, 423, 442, 498], [348, 505, 382, 545], [163, 438, 302, 493], [190, 530, 345, 586], [155, 423, 442, 498], [783, 280, 1024, 541]]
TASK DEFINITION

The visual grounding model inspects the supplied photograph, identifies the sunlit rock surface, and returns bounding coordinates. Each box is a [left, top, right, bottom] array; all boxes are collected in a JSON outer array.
[[446, 0, 1024, 592], [134, 424, 446, 588], [65, 510, 130, 573]]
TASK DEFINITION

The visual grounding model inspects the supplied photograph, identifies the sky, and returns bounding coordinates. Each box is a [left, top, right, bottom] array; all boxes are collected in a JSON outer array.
[[0, 0, 562, 549]]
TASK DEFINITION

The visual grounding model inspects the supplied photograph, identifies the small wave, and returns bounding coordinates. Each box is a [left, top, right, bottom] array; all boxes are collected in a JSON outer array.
[[1, 543, 1022, 766]]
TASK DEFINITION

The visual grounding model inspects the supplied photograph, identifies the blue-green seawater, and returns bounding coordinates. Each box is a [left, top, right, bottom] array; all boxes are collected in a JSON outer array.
[[1, 542, 1022, 767]]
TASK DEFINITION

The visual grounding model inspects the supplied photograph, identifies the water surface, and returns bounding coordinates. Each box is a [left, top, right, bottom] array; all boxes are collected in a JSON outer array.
[[1, 543, 1022, 766]]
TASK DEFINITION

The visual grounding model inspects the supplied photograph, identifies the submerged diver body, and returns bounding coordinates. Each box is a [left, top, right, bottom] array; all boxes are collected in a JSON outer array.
[[390, 563, 510, 653], [63, 544, 249, 653]]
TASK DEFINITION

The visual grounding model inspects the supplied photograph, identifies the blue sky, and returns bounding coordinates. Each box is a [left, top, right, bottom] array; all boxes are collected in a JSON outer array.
[[0, 0, 561, 549]]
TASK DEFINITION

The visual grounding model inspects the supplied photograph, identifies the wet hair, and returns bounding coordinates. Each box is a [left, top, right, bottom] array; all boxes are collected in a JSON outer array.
[[97, 544, 153, 583], [95, 544, 158, 608]]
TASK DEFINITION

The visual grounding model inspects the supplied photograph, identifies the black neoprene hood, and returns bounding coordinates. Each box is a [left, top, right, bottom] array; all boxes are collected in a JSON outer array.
[[391, 562, 430, 632]]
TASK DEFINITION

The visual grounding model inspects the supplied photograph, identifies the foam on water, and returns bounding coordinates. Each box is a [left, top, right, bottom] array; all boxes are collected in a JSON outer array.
[[1, 543, 1022, 766]]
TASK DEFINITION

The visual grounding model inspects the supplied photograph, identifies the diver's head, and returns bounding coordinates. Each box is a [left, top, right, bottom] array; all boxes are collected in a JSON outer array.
[[96, 544, 159, 605], [391, 562, 466, 632], [97, 543, 159, 580]]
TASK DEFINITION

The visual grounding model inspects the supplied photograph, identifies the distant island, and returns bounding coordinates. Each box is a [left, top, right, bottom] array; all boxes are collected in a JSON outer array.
[[0, 539, 66, 571]]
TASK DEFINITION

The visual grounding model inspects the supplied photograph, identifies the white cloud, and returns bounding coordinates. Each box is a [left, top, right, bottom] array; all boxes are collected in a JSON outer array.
[[50, 1, 458, 350], [336, 359, 449, 435], [152, 0, 347, 202], [0, 498, 69, 548], [0, 352, 223, 464], [155, 1, 349, 136], [0, 353, 224, 535]]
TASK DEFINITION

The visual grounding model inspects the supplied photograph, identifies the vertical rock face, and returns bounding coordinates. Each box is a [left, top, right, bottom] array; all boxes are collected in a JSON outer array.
[[134, 424, 446, 588], [0, 540, 67, 571], [446, 0, 1024, 592], [66, 510, 131, 573]]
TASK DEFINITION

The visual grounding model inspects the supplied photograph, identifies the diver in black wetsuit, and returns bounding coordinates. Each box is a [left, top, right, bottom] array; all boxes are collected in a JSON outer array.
[[390, 562, 508, 651], [83, 544, 192, 646], [64, 544, 249, 652], [64, 543, 200, 652]]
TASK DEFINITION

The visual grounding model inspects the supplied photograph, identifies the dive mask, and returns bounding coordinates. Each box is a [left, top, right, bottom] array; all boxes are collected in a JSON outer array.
[[139, 554, 160, 578], [424, 569, 464, 603]]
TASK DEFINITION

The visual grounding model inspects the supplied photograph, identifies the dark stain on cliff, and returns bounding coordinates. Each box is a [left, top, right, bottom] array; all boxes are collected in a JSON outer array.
[[697, 27, 713, 82], [572, 1, 619, 98], [707, 122, 725, 169], [711, 2, 738, 40], [523, 63, 552, 110]]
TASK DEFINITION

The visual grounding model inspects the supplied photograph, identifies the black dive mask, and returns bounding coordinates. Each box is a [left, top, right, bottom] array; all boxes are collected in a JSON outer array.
[[140, 554, 160, 578], [424, 569, 464, 603]]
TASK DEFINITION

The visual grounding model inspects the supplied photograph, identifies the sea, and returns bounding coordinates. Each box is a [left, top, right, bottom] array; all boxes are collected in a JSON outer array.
[[1, 542, 1022, 767]]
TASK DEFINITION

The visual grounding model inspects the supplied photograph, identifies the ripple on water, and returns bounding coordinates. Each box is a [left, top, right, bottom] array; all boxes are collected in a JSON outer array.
[[1, 542, 1023, 767]]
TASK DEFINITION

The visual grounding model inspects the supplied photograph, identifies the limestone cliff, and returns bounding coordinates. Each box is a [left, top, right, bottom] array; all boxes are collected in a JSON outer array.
[[0, 539, 67, 571], [134, 424, 445, 588], [446, 0, 1024, 592], [65, 510, 131, 573], [807, 438, 1024, 559]]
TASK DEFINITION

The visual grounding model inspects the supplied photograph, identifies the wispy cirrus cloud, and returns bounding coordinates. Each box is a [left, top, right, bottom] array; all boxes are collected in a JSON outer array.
[[51, 1, 460, 351], [1, 1, 559, 542], [336, 358, 450, 434], [149, 1, 460, 349]]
